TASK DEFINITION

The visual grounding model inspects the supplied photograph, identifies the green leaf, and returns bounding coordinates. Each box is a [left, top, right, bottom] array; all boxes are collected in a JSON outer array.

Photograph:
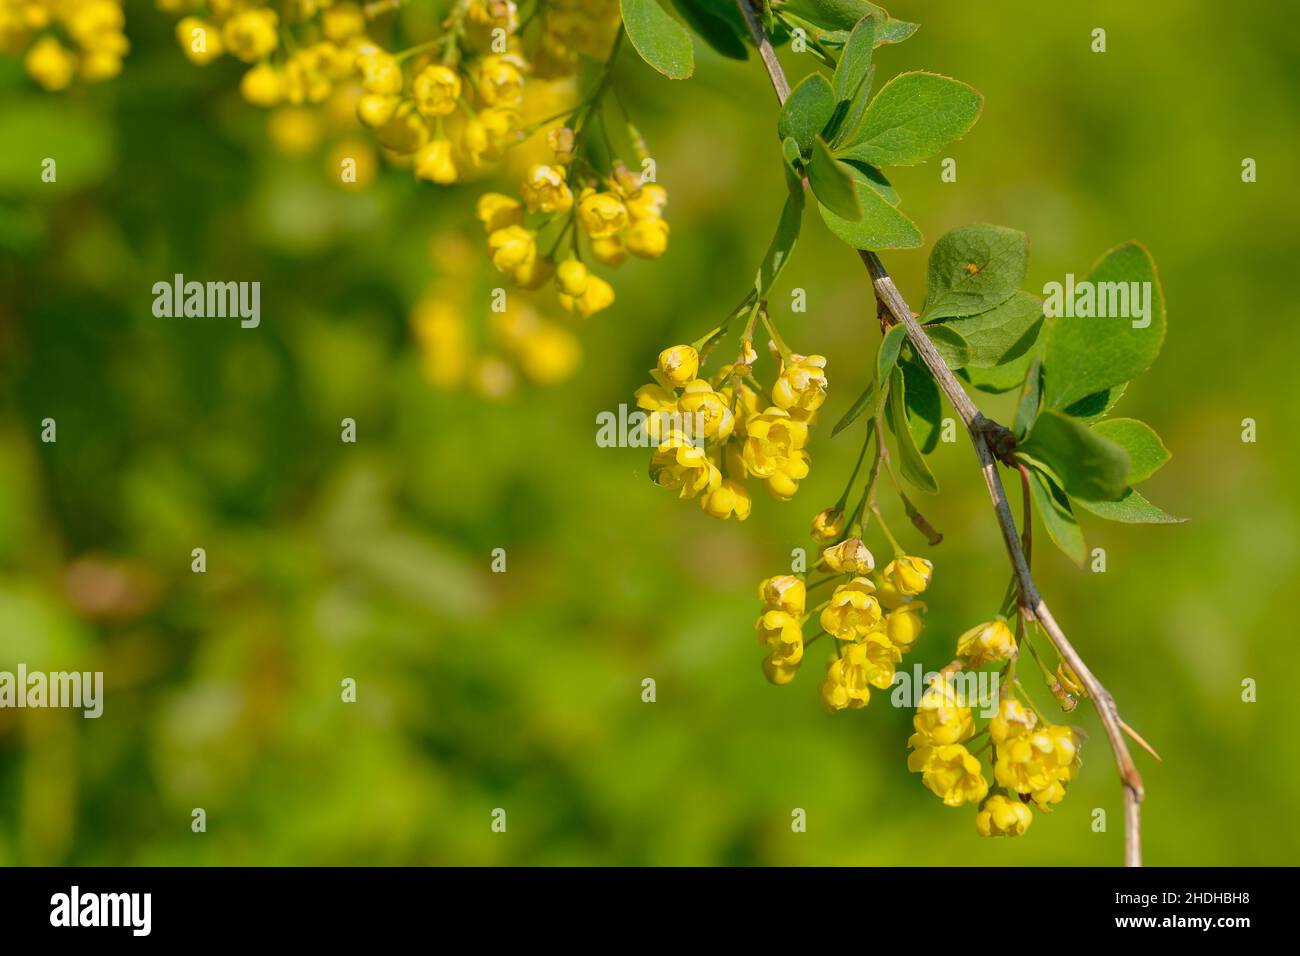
[[756, 183, 805, 296], [827, 15, 876, 143], [621, 0, 695, 80], [779, 0, 880, 31], [777, 72, 836, 155], [887, 367, 938, 493], [842, 160, 898, 204], [922, 224, 1029, 321], [1013, 358, 1043, 440], [832, 378, 876, 436], [1090, 418, 1170, 484], [1042, 241, 1166, 410], [1028, 468, 1087, 567], [1020, 408, 1130, 502], [1063, 384, 1127, 422], [939, 291, 1043, 368], [922, 324, 970, 369], [876, 323, 907, 400], [818, 174, 922, 250], [837, 72, 982, 166], [960, 343, 1039, 394], [807, 137, 862, 220], [875, 16, 918, 44], [1075, 488, 1186, 524], [902, 358, 941, 453], [670, 0, 748, 59]]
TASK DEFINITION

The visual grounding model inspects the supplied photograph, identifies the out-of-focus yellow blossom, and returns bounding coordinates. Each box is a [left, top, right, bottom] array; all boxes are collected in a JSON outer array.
[[956, 618, 1016, 668], [810, 508, 846, 544], [487, 225, 537, 273], [476, 52, 526, 105], [908, 743, 989, 807], [414, 139, 459, 184], [590, 235, 627, 267], [882, 555, 934, 596], [577, 189, 629, 239], [25, 34, 76, 89], [819, 577, 882, 642], [820, 538, 874, 575], [222, 8, 278, 63], [476, 193, 523, 233], [176, 17, 222, 64], [624, 216, 670, 258], [556, 259, 589, 297], [322, 2, 365, 42], [546, 125, 576, 163], [976, 794, 1033, 837]]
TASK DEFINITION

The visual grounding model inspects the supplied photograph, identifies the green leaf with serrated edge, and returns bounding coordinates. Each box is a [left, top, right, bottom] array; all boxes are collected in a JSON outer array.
[[780, 0, 878, 31], [1013, 358, 1043, 440], [756, 183, 805, 297], [777, 73, 836, 155], [1063, 384, 1127, 422], [939, 291, 1043, 368], [1020, 408, 1130, 502], [888, 368, 938, 493], [831, 64, 876, 146], [1090, 418, 1169, 484], [902, 358, 941, 453], [1075, 488, 1186, 524], [836, 72, 982, 166], [827, 15, 875, 143], [922, 324, 970, 369], [818, 175, 921, 249], [832, 378, 876, 436], [621, 0, 695, 80], [1028, 468, 1087, 567], [922, 224, 1029, 321], [671, 0, 747, 59], [875, 17, 917, 43], [807, 137, 861, 220], [1042, 241, 1166, 410]]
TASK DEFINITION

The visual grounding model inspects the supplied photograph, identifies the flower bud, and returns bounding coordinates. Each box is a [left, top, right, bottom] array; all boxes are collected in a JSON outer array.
[[821, 538, 875, 575], [809, 508, 845, 544], [975, 794, 1033, 837], [656, 345, 699, 387], [882, 554, 933, 596], [956, 618, 1016, 668]]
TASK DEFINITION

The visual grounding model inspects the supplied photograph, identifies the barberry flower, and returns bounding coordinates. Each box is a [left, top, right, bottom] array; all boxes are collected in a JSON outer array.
[[700, 479, 752, 520], [223, 9, 279, 63], [756, 609, 803, 669], [656, 345, 699, 387], [956, 618, 1016, 668], [771, 353, 829, 414], [882, 555, 933, 596], [758, 575, 805, 616], [650, 435, 721, 500], [487, 225, 537, 273], [976, 794, 1033, 837], [908, 743, 989, 807], [476, 193, 523, 233], [577, 189, 629, 239], [884, 601, 927, 652], [741, 408, 810, 500], [819, 577, 883, 641], [412, 63, 461, 117], [520, 164, 574, 214], [908, 676, 975, 748], [820, 538, 874, 575], [809, 507, 846, 544], [414, 139, 458, 184]]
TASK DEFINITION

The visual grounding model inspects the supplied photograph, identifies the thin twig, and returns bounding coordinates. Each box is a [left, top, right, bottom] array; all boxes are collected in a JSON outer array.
[[733, 0, 1145, 866]]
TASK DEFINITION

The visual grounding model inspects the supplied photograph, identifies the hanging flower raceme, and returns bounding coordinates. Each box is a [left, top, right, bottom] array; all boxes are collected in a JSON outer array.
[[4, 0, 128, 90]]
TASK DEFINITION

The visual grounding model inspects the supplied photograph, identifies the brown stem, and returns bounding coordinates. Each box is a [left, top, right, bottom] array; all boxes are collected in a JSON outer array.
[[733, 0, 1145, 866]]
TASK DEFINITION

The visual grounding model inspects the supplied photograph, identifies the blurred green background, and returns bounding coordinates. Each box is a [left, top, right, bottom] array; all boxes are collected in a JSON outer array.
[[2, 0, 1297, 865]]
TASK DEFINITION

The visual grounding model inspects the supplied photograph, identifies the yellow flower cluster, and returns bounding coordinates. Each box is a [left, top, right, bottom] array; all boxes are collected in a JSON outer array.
[[636, 342, 824, 520], [2, 0, 127, 90], [906, 686, 1082, 837], [531, 0, 621, 78], [477, 161, 669, 318], [410, 270, 582, 401], [753, 545, 932, 712]]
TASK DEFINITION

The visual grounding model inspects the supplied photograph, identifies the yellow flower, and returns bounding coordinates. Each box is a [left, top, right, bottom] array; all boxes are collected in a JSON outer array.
[[772, 353, 828, 414], [1056, 661, 1087, 698], [355, 48, 402, 95], [677, 380, 734, 442], [412, 63, 461, 116], [222, 8, 279, 63], [624, 217, 670, 258], [700, 479, 752, 520], [546, 125, 576, 163], [556, 259, 588, 297], [414, 139, 459, 184], [589, 235, 627, 267], [577, 189, 629, 239], [907, 743, 989, 807], [516, 322, 581, 384], [762, 656, 798, 686], [820, 537, 874, 575], [819, 577, 882, 642], [956, 618, 1016, 668], [656, 345, 699, 387], [875, 579, 912, 610], [476, 53, 525, 105], [756, 609, 803, 668], [356, 93, 400, 128], [476, 193, 523, 233], [758, 574, 805, 616], [240, 63, 283, 107], [512, 255, 555, 290], [461, 107, 520, 164], [884, 601, 926, 652], [25, 36, 77, 91], [809, 508, 845, 544], [322, 2, 367, 42], [988, 698, 1036, 745], [908, 676, 974, 747], [520, 164, 573, 214], [882, 555, 933, 596], [994, 723, 1080, 809], [176, 17, 223, 65], [626, 183, 668, 220], [559, 274, 615, 318], [742, 407, 810, 500], [976, 794, 1033, 837], [487, 225, 537, 273], [650, 435, 721, 500], [819, 641, 880, 711], [373, 101, 429, 153]]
